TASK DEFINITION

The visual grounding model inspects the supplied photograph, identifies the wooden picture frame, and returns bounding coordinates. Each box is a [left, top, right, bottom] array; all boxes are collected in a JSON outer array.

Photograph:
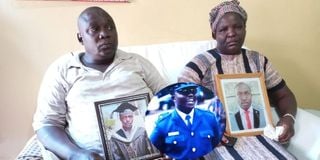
[[215, 73, 273, 136], [94, 93, 162, 160]]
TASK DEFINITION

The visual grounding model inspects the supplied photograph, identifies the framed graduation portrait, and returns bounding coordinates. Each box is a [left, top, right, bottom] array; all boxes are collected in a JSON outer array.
[[215, 73, 273, 136], [94, 93, 162, 160]]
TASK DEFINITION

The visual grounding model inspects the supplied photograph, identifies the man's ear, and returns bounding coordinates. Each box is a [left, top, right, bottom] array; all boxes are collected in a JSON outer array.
[[77, 33, 83, 44], [212, 32, 216, 39]]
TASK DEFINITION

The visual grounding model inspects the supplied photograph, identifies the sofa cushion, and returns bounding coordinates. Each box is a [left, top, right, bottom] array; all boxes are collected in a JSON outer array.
[[16, 135, 42, 160]]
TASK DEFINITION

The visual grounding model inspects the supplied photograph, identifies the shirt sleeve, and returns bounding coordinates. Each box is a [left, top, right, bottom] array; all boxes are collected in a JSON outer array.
[[137, 55, 169, 94], [178, 54, 207, 84], [32, 58, 69, 131], [261, 55, 285, 92]]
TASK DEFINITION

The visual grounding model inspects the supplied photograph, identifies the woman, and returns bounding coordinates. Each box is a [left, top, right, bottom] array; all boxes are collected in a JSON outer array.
[[178, 0, 296, 144]]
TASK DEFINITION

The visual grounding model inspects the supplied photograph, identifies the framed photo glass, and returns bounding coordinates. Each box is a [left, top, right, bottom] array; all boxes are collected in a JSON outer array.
[[215, 73, 273, 136], [94, 93, 162, 160]]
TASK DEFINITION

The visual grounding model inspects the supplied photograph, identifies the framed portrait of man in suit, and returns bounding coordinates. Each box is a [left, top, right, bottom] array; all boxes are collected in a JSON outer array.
[[215, 73, 273, 136], [94, 93, 162, 160]]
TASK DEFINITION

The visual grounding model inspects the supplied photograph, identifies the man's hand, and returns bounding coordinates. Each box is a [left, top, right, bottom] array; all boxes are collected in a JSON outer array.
[[277, 116, 295, 143], [37, 126, 104, 160], [69, 149, 103, 160]]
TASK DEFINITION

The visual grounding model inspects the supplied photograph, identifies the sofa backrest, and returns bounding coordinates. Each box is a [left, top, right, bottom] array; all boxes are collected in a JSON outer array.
[[120, 40, 217, 84]]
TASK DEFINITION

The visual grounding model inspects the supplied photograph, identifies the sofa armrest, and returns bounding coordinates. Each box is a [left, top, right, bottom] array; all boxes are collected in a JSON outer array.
[[289, 108, 320, 160], [272, 108, 320, 160]]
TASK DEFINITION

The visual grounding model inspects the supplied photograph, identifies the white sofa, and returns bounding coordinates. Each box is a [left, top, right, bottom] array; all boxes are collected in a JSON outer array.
[[18, 40, 320, 160], [121, 40, 320, 160]]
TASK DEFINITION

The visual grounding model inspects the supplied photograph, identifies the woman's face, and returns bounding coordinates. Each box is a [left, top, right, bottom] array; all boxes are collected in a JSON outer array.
[[213, 12, 246, 55]]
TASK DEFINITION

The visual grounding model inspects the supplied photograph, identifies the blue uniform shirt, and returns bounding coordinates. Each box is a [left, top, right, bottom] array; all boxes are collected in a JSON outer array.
[[150, 108, 223, 159]]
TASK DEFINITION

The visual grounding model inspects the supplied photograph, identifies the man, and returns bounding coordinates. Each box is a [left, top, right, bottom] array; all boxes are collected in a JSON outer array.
[[33, 6, 167, 159], [178, 0, 296, 143], [110, 103, 159, 160], [230, 82, 266, 131], [150, 83, 224, 160]]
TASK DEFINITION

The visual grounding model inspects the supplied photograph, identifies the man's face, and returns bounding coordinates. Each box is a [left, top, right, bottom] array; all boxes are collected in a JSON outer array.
[[213, 12, 246, 55], [174, 87, 197, 114], [236, 84, 252, 110], [78, 9, 118, 62], [119, 112, 134, 131]]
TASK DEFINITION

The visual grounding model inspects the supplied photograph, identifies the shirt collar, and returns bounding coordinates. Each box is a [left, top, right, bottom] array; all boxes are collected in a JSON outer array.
[[239, 106, 253, 114], [176, 108, 195, 123], [67, 49, 132, 69]]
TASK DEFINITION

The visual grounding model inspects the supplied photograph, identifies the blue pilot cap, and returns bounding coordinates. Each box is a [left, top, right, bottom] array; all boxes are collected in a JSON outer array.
[[174, 83, 198, 95]]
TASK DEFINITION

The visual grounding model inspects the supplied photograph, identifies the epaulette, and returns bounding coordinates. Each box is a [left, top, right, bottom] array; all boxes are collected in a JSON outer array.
[[155, 111, 171, 123]]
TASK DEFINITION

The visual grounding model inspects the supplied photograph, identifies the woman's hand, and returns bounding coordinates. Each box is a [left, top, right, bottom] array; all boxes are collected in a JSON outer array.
[[277, 116, 295, 143]]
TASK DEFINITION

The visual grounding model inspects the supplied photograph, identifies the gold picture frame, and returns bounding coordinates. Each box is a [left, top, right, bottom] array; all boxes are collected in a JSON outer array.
[[215, 73, 273, 136]]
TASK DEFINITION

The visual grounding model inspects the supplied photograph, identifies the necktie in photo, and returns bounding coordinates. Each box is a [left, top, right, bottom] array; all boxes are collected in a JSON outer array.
[[186, 115, 192, 129], [245, 110, 252, 129]]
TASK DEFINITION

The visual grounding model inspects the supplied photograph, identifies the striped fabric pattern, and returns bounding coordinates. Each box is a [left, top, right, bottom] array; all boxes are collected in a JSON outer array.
[[178, 49, 284, 94], [204, 135, 296, 160]]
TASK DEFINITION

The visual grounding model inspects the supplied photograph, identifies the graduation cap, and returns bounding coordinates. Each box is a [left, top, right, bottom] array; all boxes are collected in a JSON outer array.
[[112, 102, 138, 116]]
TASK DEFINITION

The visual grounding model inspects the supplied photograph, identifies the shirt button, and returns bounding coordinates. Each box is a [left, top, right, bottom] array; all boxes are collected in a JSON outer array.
[[192, 147, 196, 152], [191, 132, 194, 136], [173, 141, 177, 144]]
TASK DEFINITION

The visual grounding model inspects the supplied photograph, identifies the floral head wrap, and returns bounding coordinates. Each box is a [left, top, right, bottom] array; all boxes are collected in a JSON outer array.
[[209, 0, 247, 32]]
